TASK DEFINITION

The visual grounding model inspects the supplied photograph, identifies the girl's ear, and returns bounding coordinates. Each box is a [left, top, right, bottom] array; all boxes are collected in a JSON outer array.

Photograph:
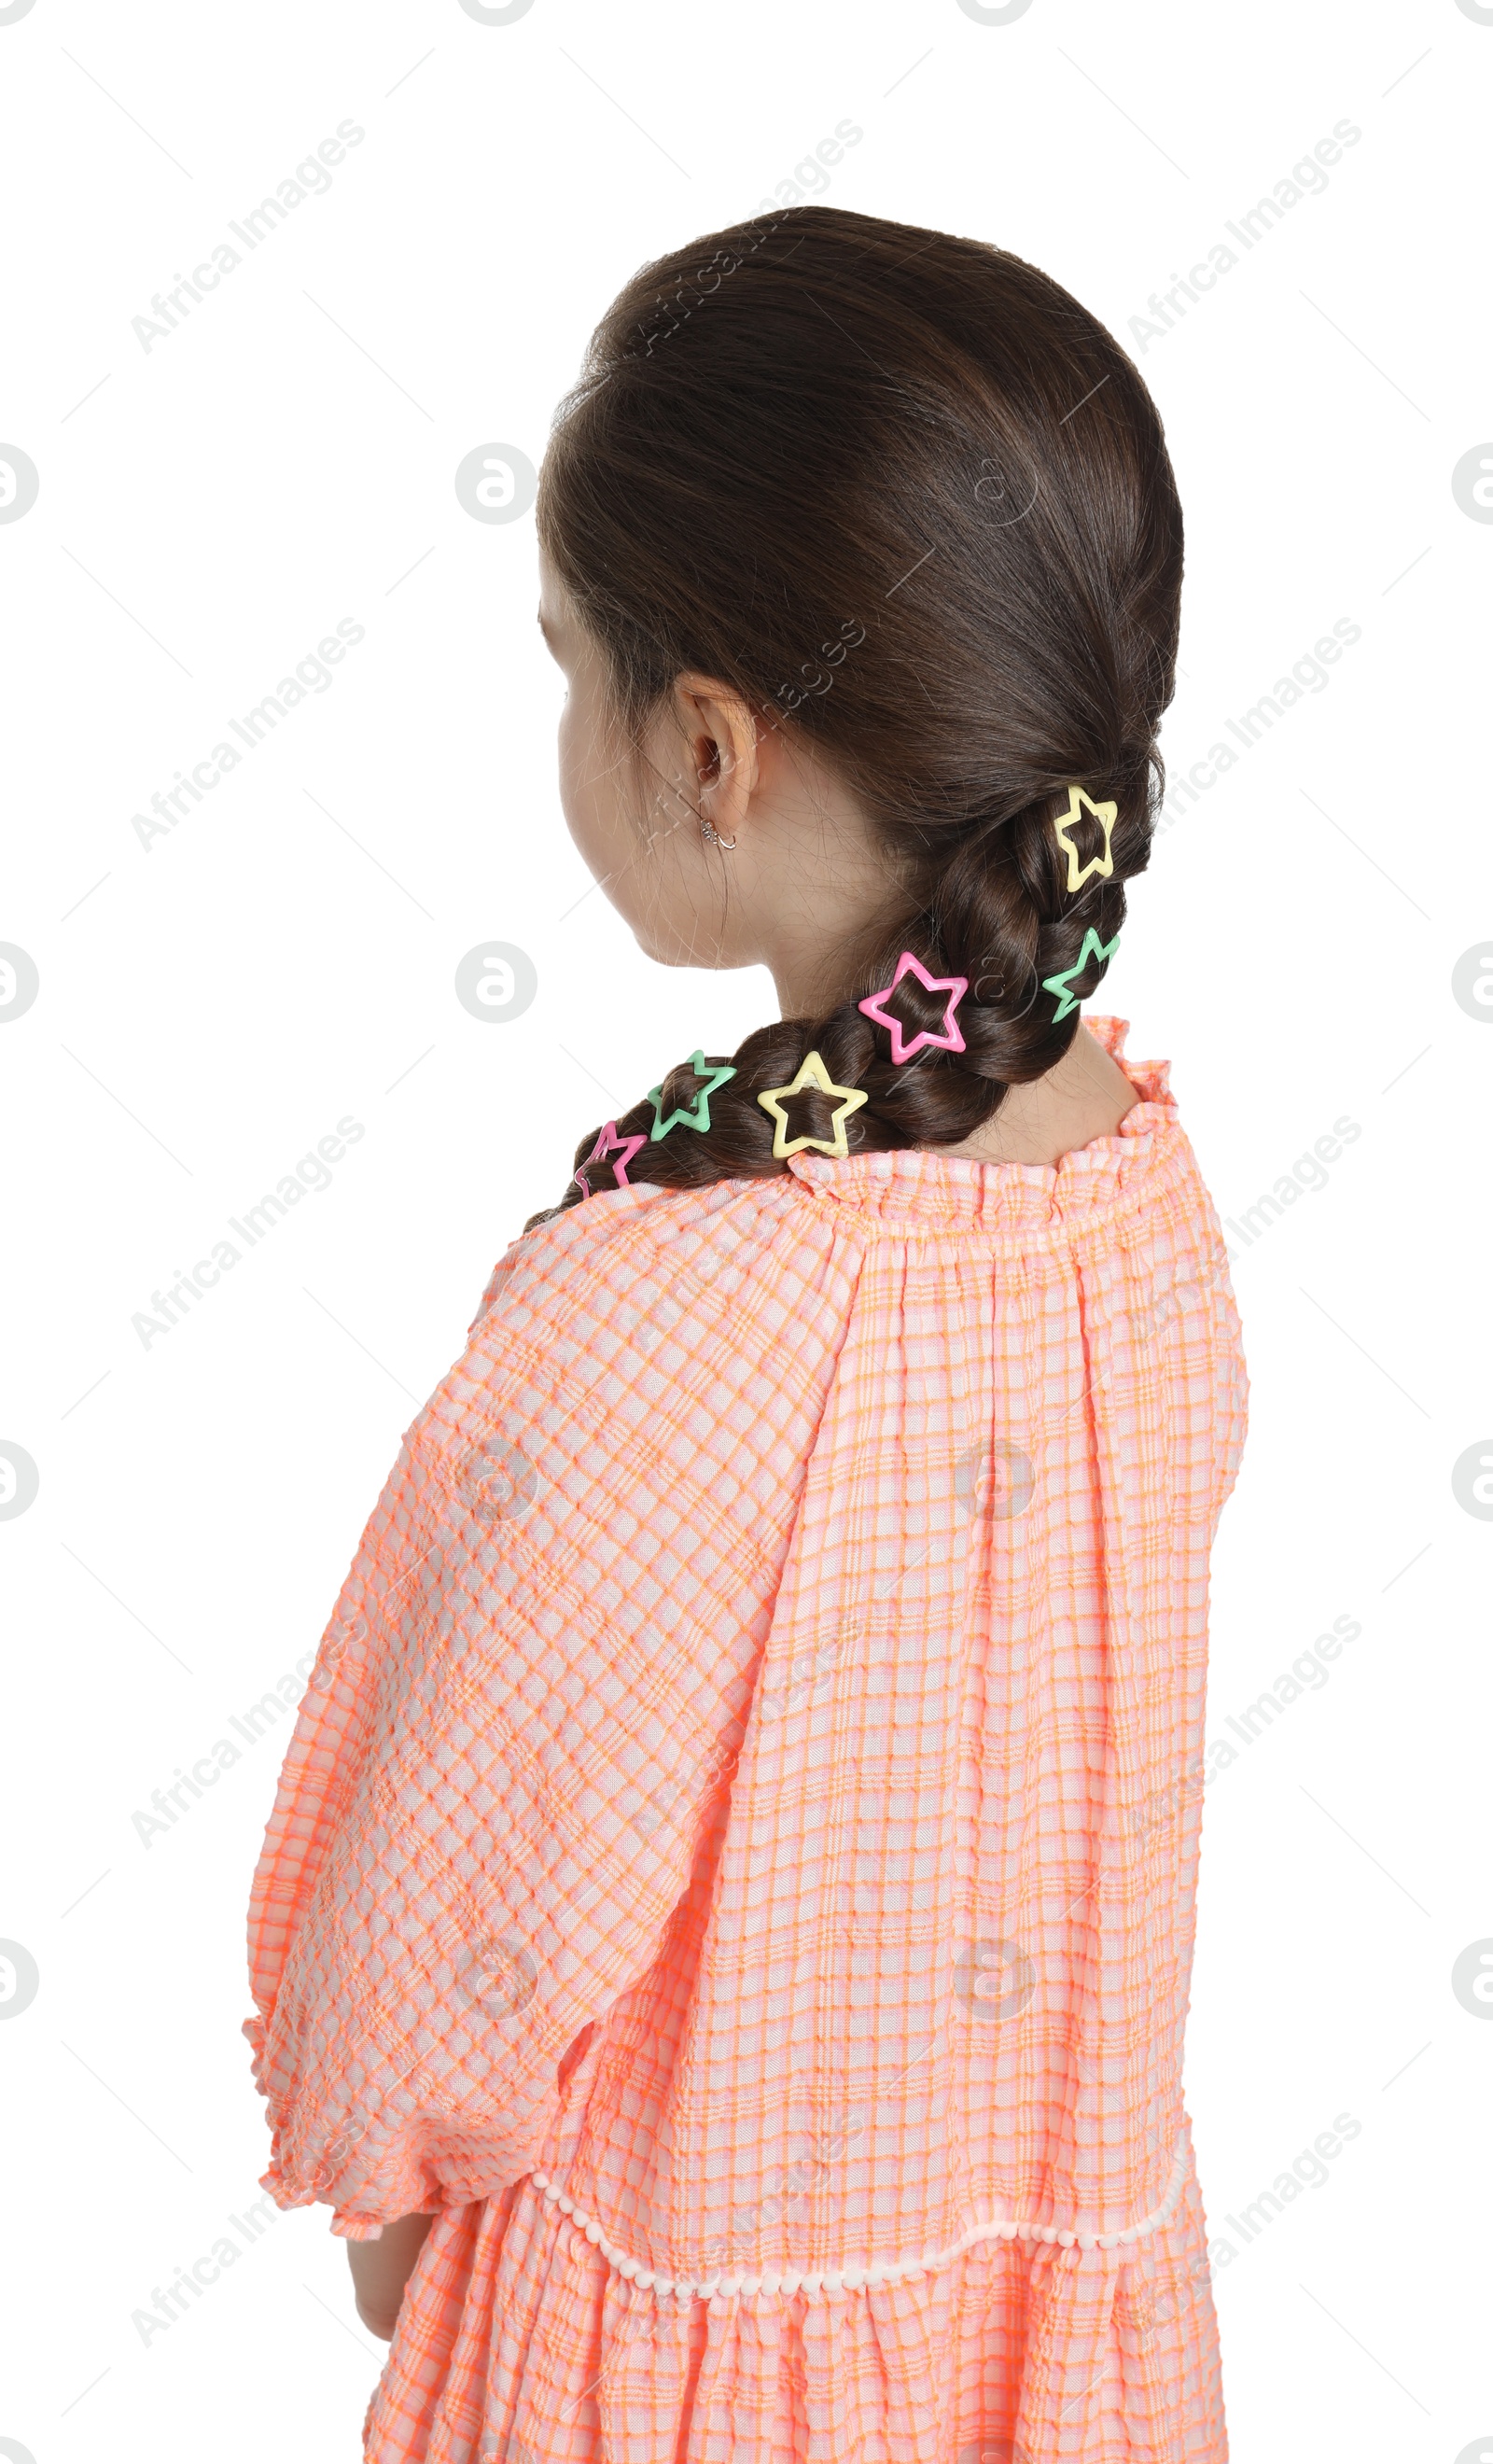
[[674, 674, 760, 845]]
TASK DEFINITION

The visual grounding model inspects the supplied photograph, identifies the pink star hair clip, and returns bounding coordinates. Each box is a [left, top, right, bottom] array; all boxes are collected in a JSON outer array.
[[573, 1120, 647, 1197], [858, 951, 969, 1065]]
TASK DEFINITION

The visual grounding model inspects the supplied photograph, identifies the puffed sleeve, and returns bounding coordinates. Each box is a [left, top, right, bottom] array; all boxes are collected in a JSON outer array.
[[1202, 1239, 1249, 1530], [241, 1209, 785, 2237]]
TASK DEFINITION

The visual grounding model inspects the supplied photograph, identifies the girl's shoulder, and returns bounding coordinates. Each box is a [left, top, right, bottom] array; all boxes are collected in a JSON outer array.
[[411, 1013, 1197, 1470], [462, 1015, 1185, 1341], [468, 1169, 796, 1335], [409, 1169, 833, 1478]]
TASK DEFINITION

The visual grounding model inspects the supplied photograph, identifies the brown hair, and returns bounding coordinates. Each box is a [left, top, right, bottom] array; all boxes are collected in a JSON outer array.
[[526, 204, 1182, 1231]]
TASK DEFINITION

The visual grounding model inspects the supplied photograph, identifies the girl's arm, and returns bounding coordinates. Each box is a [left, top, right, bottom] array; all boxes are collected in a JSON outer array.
[[345, 2210, 436, 2340]]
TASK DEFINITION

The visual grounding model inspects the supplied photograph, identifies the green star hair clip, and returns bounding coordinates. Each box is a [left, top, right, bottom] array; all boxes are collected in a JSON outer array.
[[1041, 928, 1121, 1022], [647, 1049, 738, 1141]]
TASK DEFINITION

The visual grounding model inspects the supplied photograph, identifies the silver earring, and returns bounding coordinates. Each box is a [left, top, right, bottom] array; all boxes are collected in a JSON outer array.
[[701, 819, 737, 849]]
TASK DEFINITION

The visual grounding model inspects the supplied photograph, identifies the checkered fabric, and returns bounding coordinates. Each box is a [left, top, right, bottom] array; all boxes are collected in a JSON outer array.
[[244, 1017, 1248, 2462]]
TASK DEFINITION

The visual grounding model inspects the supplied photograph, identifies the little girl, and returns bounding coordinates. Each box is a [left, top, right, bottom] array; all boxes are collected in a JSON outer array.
[[244, 205, 1248, 2462]]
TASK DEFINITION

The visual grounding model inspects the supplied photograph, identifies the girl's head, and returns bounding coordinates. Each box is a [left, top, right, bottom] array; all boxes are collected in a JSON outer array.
[[530, 204, 1182, 1226]]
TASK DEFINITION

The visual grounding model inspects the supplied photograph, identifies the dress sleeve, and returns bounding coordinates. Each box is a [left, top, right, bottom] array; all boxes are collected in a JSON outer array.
[[241, 1239, 771, 2238], [1163, 1183, 1249, 1536], [1207, 1259, 1249, 1530]]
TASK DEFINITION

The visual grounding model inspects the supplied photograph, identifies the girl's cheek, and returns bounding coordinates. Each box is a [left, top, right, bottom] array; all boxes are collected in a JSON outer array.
[[557, 697, 620, 880], [555, 699, 590, 848]]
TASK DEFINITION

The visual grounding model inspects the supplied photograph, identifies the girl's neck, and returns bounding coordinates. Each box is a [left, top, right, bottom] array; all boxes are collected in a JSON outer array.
[[940, 1025, 1137, 1168]]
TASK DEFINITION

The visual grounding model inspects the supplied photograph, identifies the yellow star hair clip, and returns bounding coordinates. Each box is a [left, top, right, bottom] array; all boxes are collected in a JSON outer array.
[[1052, 784, 1117, 894], [756, 1049, 870, 1159]]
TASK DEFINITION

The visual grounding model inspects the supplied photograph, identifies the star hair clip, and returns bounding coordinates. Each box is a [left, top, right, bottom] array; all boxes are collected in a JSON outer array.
[[1052, 784, 1117, 893], [647, 1050, 737, 1142], [857, 951, 969, 1064], [1042, 927, 1121, 1022], [757, 1051, 869, 1159], [573, 1121, 648, 1197]]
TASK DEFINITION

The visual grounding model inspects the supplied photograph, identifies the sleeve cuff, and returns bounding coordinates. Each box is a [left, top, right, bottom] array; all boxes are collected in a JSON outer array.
[[330, 2211, 387, 2241]]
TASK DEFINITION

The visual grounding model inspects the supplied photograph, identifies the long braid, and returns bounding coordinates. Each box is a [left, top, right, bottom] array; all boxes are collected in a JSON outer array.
[[525, 777, 1145, 1230]]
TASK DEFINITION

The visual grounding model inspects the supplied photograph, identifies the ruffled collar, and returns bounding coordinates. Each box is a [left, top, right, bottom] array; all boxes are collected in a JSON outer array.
[[784, 1017, 1179, 1241]]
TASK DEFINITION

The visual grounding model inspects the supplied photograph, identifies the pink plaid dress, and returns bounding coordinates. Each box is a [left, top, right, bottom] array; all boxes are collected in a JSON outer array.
[[244, 1016, 1248, 2461]]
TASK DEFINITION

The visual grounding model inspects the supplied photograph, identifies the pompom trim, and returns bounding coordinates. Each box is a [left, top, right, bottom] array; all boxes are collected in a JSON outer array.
[[527, 2131, 1189, 2303]]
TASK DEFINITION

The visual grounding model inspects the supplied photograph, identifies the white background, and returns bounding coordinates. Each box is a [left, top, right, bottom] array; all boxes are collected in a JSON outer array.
[[1, 0, 1488, 2457]]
